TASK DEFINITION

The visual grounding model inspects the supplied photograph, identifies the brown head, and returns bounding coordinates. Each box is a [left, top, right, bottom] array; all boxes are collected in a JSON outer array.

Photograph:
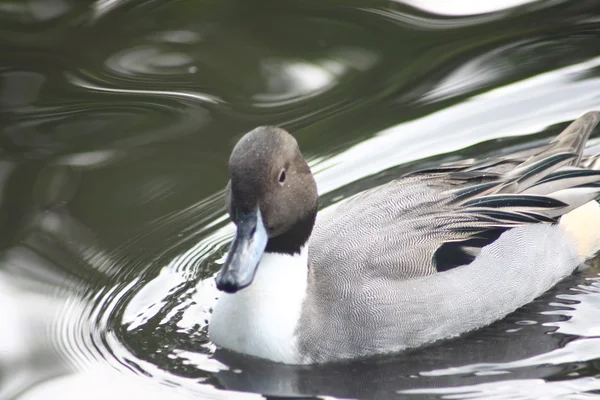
[[217, 126, 318, 293]]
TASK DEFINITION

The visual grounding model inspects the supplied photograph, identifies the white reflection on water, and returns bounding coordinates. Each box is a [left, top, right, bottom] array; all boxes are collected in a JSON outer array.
[[106, 46, 196, 76], [91, 0, 132, 22], [56, 150, 119, 168], [0, 270, 73, 399], [312, 55, 600, 194], [121, 226, 227, 332], [18, 365, 259, 400], [255, 59, 338, 105], [398, 0, 542, 16], [253, 47, 378, 107], [123, 269, 181, 331], [419, 41, 523, 103]]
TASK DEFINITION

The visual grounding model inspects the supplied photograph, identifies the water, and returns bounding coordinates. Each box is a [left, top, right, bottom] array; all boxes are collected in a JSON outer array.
[[3, 0, 600, 399]]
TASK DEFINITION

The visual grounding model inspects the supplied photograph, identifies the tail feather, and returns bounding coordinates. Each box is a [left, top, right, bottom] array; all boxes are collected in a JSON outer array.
[[550, 111, 600, 165]]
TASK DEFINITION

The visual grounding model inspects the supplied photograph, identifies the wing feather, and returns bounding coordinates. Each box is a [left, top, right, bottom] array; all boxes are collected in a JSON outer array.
[[309, 112, 600, 280]]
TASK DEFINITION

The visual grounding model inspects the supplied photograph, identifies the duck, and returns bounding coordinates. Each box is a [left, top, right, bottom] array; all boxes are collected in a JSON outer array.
[[208, 112, 600, 365]]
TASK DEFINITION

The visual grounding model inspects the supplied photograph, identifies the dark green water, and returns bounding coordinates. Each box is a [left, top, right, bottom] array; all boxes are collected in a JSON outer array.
[[3, 0, 600, 399]]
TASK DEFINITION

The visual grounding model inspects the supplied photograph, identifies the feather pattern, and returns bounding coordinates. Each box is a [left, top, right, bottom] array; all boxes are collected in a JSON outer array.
[[298, 112, 600, 363], [310, 112, 600, 279]]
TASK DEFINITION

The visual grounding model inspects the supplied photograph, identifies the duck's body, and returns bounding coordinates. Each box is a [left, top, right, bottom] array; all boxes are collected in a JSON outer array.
[[209, 112, 600, 364]]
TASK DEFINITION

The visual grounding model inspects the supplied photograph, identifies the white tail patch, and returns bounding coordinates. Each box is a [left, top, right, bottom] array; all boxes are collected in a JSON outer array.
[[560, 200, 600, 260]]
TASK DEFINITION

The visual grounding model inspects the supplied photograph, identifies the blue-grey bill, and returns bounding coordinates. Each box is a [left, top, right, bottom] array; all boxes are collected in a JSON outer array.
[[216, 207, 268, 293]]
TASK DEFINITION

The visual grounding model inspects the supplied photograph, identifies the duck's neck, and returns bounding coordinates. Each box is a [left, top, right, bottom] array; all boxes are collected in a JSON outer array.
[[255, 246, 310, 291], [265, 212, 316, 255], [209, 247, 310, 364]]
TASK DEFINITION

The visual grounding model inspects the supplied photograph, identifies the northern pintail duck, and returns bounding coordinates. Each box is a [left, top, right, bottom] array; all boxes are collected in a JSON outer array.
[[209, 112, 600, 364]]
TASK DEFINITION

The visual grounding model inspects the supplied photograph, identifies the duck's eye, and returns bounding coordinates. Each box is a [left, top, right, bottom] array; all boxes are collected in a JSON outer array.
[[278, 169, 286, 184]]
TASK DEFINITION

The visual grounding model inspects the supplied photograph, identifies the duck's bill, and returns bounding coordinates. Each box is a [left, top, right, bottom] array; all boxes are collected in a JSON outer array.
[[216, 207, 268, 293]]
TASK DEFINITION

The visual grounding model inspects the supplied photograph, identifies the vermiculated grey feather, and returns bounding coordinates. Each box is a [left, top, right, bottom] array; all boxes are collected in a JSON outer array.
[[300, 112, 600, 363]]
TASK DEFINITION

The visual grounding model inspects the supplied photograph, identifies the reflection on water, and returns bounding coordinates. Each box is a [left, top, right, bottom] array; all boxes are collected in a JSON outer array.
[[398, 0, 542, 16], [3, 0, 600, 399]]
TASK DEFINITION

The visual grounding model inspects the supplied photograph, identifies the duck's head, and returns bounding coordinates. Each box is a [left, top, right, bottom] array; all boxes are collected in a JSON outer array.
[[216, 126, 318, 293]]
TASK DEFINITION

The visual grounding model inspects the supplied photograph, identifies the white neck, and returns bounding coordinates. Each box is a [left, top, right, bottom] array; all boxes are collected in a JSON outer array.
[[208, 247, 309, 364]]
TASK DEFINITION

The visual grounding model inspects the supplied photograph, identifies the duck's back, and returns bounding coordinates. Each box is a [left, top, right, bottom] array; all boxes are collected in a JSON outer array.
[[299, 112, 600, 363]]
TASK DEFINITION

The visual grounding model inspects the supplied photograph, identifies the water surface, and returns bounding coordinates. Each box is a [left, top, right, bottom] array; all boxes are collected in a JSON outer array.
[[3, 0, 600, 399]]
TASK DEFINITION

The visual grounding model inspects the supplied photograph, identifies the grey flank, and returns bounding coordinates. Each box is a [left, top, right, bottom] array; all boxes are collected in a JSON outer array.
[[299, 112, 600, 363]]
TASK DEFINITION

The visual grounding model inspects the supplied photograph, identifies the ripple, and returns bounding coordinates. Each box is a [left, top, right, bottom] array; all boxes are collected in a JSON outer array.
[[117, 218, 230, 336], [400, 376, 600, 399], [421, 336, 600, 377], [80, 8, 386, 119], [0, 182, 237, 395], [69, 191, 234, 380], [30, 207, 235, 393], [66, 72, 221, 105], [417, 41, 523, 103], [3, 93, 211, 159], [106, 46, 197, 76], [0, 0, 70, 23], [18, 364, 258, 400], [252, 47, 378, 107], [0, 271, 72, 399], [90, 0, 132, 23], [150, 30, 203, 45], [361, 7, 504, 29], [543, 274, 600, 336]]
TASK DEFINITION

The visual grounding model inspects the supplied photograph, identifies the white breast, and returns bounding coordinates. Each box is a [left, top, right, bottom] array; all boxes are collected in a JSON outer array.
[[208, 247, 309, 364]]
